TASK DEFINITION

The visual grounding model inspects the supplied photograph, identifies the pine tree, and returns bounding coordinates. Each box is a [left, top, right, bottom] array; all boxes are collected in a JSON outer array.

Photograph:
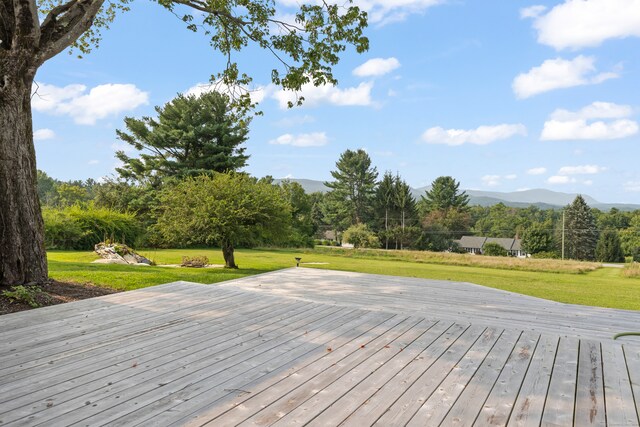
[[595, 230, 625, 263], [393, 174, 417, 250], [324, 149, 378, 225], [421, 176, 469, 213], [563, 195, 599, 261], [115, 91, 249, 183], [375, 172, 396, 249]]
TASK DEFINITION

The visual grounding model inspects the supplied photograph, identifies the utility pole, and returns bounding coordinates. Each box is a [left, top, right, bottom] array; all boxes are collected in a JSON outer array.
[[562, 210, 565, 260]]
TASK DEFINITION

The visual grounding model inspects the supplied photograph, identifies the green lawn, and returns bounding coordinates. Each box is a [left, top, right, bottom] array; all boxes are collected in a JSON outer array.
[[47, 248, 640, 310]]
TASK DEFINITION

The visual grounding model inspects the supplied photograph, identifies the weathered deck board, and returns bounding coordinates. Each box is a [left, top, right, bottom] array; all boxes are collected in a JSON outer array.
[[0, 269, 638, 426], [222, 268, 640, 343]]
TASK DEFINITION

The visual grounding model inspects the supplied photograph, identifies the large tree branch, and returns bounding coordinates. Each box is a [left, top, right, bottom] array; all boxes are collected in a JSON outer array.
[[171, 0, 248, 26], [11, 0, 40, 51], [35, 0, 104, 66]]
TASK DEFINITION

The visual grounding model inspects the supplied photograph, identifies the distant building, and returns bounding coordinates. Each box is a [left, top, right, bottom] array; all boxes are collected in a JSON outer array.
[[455, 236, 528, 257]]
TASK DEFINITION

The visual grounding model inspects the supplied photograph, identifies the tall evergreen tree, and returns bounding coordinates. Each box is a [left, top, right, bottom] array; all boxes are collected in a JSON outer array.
[[374, 172, 396, 249], [325, 149, 378, 225], [393, 174, 417, 249], [421, 176, 469, 213], [595, 230, 625, 263], [115, 92, 249, 183], [563, 195, 599, 260]]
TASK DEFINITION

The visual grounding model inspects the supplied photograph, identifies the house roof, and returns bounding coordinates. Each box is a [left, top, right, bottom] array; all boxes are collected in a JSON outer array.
[[485, 237, 516, 251], [458, 236, 487, 249], [458, 236, 525, 252]]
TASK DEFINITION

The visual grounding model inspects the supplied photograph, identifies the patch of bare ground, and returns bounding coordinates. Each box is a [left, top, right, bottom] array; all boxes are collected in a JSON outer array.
[[0, 280, 120, 315]]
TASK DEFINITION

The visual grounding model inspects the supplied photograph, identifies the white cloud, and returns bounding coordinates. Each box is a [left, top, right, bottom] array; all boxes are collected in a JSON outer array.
[[505, 174, 518, 180], [542, 102, 639, 140], [32, 82, 148, 125], [276, 0, 443, 26], [512, 56, 618, 99], [33, 128, 55, 141], [541, 119, 638, 141], [482, 175, 502, 187], [421, 124, 527, 146], [547, 175, 576, 184], [269, 132, 329, 147], [543, 119, 639, 140], [527, 167, 547, 175], [520, 5, 547, 19], [353, 57, 401, 77], [550, 101, 633, 121], [185, 82, 269, 105], [272, 82, 373, 109], [558, 165, 606, 175], [583, 180, 593, 186], [529, 0, 640, 50], [88, 160, 100, 165]]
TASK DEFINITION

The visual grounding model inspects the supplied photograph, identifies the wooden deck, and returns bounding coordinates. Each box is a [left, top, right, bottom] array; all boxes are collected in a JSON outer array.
[[0, 268, 638, 426]]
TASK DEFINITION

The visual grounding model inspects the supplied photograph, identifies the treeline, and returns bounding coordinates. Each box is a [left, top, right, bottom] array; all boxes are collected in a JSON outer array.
[[38, 90, 640, 263]]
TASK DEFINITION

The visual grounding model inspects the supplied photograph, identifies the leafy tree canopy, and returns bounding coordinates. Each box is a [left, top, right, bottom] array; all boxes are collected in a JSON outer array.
[[155, 173, 291, 267], [116, 91, 249, 183]]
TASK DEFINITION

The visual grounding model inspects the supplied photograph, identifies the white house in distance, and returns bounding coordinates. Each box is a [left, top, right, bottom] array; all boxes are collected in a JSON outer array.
[[455, 236, 528, 257]]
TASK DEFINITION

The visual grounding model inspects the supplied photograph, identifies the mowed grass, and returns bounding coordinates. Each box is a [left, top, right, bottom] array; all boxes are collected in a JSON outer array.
[[47, 248, 640, 310]]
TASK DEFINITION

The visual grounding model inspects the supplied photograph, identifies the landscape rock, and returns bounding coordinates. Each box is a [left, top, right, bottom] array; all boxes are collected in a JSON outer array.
[[94, 243, 152, 265]]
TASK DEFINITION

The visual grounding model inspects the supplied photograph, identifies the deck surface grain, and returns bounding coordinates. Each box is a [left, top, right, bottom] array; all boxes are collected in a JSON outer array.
[[0, 269, 638, 426]]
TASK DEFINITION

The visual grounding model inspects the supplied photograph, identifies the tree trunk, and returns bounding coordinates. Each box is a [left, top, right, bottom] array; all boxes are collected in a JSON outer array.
[[0, 65, 48, 287], [221, 239, 238, 269], [384, 208, 388, 250]]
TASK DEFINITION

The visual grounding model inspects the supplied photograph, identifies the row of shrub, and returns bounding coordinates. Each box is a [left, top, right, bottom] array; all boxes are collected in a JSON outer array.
[[43, 204, 143, 250]]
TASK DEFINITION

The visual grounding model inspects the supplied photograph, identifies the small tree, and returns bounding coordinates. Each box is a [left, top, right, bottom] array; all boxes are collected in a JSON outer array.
[[343, 224, 379, 249], [482, 242, 508, 257], [522, 223, 553, 255], [156, 174, 291, 268], [595, 230, 625, 263]]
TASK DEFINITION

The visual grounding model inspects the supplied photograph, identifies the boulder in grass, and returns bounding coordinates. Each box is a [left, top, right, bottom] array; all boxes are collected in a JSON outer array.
[[94, 242, 152, 265]]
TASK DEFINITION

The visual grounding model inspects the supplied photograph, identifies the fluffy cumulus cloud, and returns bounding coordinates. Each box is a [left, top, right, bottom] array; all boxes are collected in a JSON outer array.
[[421, 124, 527, 146], [32, 83, 148, 125], [520, 5, 547, 19], [524, 0, 640, 50], [33, 128, 55, 141], [557, 165, 606, 175], [527, 167, 547, 175], [272, 82, 373, 109], [512, 56, 618, 99], [269, 132, 329, 147], [277, 0, 443, 25], [541, 101, 639, 140], [481, 175, 502, 187], [353, 57, 401, 77], [547, 164, 606, 185]]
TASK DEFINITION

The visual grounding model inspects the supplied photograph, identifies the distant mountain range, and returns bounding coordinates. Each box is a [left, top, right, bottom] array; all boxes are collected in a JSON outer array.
[[273, 178, 640, 211]]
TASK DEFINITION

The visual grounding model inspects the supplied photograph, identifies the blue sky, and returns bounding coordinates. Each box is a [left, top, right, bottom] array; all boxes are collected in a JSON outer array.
[[33, 0, 640, 203]]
